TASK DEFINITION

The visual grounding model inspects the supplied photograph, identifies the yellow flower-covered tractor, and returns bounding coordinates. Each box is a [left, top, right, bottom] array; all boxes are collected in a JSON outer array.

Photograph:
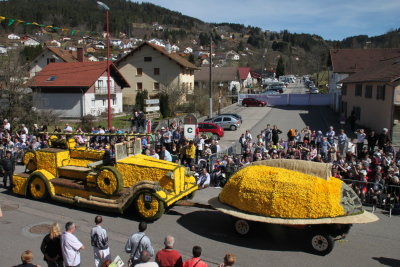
[[209, 159, 378, 255], [13, 136, 198, 221]]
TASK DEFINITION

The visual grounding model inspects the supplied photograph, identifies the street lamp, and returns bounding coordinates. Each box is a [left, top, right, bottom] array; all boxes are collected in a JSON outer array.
[[218, 82, 223, 115], [97, 1, 112, 129]]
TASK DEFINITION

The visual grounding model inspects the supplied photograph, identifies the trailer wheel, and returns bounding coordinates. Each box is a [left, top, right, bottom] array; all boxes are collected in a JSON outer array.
[[134, 190, 165, 222], [233, 218, 251, 236], [309, 232, 334, 256]]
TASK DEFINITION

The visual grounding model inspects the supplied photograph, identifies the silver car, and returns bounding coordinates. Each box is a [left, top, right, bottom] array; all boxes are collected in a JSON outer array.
[[205, 115, 241, 130]]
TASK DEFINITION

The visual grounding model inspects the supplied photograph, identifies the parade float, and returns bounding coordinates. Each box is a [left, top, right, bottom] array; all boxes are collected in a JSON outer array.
[[209, 159, 379, 255], [13, 134, 198, 221]]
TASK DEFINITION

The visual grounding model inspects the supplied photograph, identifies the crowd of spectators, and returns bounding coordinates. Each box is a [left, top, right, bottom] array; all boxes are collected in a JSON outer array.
[[12, 219, 235, 267], [2, 116, 400, 206]]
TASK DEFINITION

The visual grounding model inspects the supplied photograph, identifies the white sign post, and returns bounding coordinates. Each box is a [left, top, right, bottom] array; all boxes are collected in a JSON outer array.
[[184, 124, 196, 140]]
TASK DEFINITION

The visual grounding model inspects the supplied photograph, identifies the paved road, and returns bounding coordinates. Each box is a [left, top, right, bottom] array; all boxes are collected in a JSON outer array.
[[1, 106, 399, 266], [1, 186, 399, 267], [284, 80, 308, 94]]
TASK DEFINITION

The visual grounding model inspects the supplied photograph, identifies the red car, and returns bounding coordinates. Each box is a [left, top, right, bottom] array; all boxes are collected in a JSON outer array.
[[242, 98, 267, 107], [197, 122, 224, 138]]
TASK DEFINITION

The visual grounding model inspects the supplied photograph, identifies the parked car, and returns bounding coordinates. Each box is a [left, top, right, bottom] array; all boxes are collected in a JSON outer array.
[[261, 90, 280, 95], [197, 122, 224, 138], [242, 98, 267, 107], [310, 87, 319, 94], [204, 115, 241, 131], [220, 113, 243, 123]]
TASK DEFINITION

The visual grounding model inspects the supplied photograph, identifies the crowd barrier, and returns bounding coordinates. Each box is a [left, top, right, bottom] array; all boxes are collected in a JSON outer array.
[[341, 178, 400, 217]]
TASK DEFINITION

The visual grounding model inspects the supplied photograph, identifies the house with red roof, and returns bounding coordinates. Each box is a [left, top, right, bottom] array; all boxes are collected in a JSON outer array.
[[329, 48, 400, 112], [29, 62, 129, 118], [116, 42, 197, 105], [238, 67, 253, 89], [29, 45, 90, 78], [339, 57, 400, 144]]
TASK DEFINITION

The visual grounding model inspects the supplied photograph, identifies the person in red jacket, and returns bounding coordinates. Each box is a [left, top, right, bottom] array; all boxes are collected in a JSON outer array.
[[183, 246, 207, 267], [155, 236, 183, 267]]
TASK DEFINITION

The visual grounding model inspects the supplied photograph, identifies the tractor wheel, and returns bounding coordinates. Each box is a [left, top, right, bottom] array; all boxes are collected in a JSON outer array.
[[29, 176, 48, 200]]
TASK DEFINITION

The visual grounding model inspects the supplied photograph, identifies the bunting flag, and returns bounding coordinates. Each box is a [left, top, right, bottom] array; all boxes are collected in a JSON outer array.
[[0, 15, 98, 36]]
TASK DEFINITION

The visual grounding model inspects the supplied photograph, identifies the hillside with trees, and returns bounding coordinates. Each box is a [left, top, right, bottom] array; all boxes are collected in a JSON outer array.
[[1, 0, 399, 75]]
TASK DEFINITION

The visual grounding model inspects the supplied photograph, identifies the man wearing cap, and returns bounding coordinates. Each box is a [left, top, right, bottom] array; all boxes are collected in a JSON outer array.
[[1, 150, 15, 189]]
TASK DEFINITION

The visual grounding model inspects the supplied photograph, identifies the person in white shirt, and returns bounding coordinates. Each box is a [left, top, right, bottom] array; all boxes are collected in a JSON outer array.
[[90, 216, 111, 267], [150, 149, 159, 159], [3, 119, 11, 131], [21, 124, 29, 135], [197, 168, 210, 189], [64, 123, 73, 133], [61, 221, 85, 267], [355, 128, 366, 157]]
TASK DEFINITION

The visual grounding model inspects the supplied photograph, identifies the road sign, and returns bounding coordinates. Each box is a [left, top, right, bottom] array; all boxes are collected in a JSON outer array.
[[184, 114, 197, 125], [144, 112, 160, 120], [145, 99, 160, 105], [145, 106, 160, 112], [184, 124, 196, 140]]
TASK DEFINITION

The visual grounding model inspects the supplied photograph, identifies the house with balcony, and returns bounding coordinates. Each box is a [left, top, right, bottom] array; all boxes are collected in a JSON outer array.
[[116, 41, 197, 105], [29, 61, 129, 118], [340, 56, 400, 145]]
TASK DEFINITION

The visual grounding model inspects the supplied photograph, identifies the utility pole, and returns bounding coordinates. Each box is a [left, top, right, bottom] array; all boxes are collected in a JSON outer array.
[[209, 35, 213, 118]]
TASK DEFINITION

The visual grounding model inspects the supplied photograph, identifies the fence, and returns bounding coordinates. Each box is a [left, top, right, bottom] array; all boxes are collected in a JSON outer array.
[[239, 93, 331, 106], [341, 178, 400, 217]]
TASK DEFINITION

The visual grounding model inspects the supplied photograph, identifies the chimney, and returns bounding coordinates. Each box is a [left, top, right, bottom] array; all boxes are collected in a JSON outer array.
[[77, 47, 84, 62]]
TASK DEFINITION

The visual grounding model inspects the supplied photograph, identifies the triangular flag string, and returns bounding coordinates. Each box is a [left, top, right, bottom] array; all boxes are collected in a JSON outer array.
[[0, 15, 97, 36]]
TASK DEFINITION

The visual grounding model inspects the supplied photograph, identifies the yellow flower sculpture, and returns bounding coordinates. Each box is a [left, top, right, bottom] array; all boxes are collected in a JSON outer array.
[[13, 175, 27, 195], [23, 151, 37, 171], [219, 165, 347, 219]]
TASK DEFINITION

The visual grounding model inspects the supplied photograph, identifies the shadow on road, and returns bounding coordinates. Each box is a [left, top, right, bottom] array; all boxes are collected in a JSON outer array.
[[372, 257, 400, 266], [177, 210, 311, 253]]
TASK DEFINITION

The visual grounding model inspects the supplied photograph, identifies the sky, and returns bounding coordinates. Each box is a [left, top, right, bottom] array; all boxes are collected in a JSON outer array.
[[135, 0, 399, 40]]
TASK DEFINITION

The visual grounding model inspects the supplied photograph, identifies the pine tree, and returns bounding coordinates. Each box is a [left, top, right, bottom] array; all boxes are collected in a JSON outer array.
[[276, 57, 285, 78]]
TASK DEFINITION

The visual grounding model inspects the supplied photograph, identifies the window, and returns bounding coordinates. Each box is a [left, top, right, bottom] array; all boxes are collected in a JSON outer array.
[[342, 84, 347, 96], [355, 84, 362, 97], [376, 85, 385, 100], [112, 98, 116, 105], [154, 68, 160, 75], [136, 68, 143, 76], [46, 76, 57, 81], [46, 58, 56, 64], [137, 82, 143, 91], [154, 82, 160, 90], [223, 117, 231, 122], [97, 80, 104, 87], [144, 57, 152, 62], [214, 118, 223, 122], [91, 99, 96, 107], [365, 85, 372, 98], [353, 107, 361, 120], [102, 99, 106, 107]]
